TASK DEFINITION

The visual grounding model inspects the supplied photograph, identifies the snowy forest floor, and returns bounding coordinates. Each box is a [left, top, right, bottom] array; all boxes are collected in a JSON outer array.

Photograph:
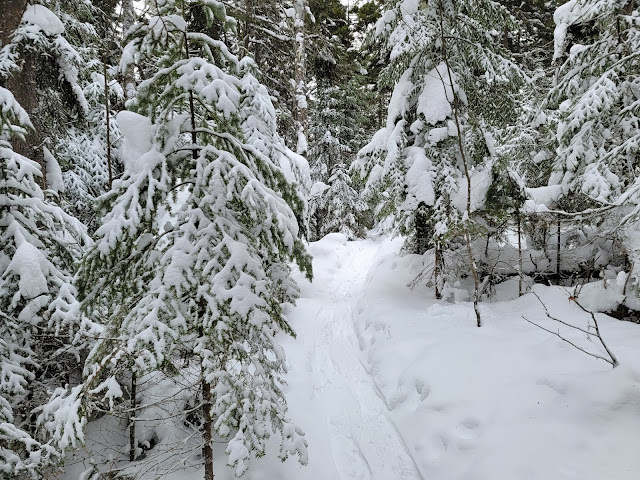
[[61, 233, 640, 480]]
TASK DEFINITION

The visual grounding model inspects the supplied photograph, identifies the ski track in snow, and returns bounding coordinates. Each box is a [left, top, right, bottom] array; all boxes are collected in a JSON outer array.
[[303, 238, 423, 480]]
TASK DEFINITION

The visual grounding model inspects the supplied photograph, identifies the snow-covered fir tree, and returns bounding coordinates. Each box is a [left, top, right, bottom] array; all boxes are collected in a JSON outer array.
[[355, 0, 527, 312], [357, 0, 527, 247], [317, 164, 362, 239], [66, 1, 313, 477], [226, 0, 303, 146], [0, 87, 87, 479], [538, 0, 640, 299], [307, 46, 375, 240], [59, 69, 124, 231], [0, 4, 93, 477], [548, 0, 639, 205], [307, 85, 360, 240]]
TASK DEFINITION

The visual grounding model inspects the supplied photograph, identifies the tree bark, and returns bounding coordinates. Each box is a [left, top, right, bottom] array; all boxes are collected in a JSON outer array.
[[1, 1, 46, 188], [121, 0, 136, 99], [517, 209, 523, 296], [435, 244, 442, 300], [294, 0, 308, 154], [129, 372, 137, 462], [103, 59, 113, 189], [556, 217, 561, 280], [202, 376, 215, 480], [0, 0, 26, 48]]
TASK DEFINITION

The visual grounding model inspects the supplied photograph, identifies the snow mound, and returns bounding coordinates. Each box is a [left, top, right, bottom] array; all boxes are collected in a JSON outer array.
[[450, 162, 492, 212], [22, 4, 65, 36], [354, 244, 640, 480], [117, 111, 163, 173], [402, 146, 435, 210], [417, 63, 457, 125]]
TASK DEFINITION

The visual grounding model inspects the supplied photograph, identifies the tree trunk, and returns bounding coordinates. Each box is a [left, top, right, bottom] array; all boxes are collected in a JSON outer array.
[[103, 59, 113, 189], [0, 0, 26, 48], [1, 1, 46, 188], [556, 217, 561, 280], [437, 0, 481, 327], [435, 244, 442, 300], [129, 372, 137, 462], [202, 376, 215, 480], [294, 0, 307, 155], [517, 209, 523, 296], [121, 0, 136, 99]]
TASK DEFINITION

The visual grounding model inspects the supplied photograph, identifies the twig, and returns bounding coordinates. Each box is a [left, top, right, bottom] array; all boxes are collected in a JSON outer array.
[[571, 297, 619, 367], [521, 315, 616, 366], [523, 290, 619, 368]]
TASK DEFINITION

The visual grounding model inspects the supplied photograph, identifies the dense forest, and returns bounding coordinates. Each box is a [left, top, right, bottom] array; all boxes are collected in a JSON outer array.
[[1, 0, 639, 479]]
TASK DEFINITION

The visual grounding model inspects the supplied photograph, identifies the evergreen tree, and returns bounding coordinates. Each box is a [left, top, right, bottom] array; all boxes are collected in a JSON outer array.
[[0, 86, 87, 480], [548, 0, 639, 206], [358, 0, 526, 240], [226, 0, 301, 145], [0, 4, 92, 476], [307, 79, 370, 240], [356, 0, 527, 302], [59, 70, 124, 231], [65, 1, 312, 477], [540, 0, 640, 293]]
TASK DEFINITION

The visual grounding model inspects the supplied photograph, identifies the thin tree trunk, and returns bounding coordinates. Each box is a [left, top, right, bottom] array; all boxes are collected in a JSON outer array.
[[435, 244, 442, 300], [517, 209, 523, 296], [182, 24, 198, 160], [103, 59, 113, 189], [437, 0, 481, 327], [556, 217, 561, 280], [129, 372, 137, 462], [202, 375, 215, 480], [294, 0, 307, 154], [121, 0, 136, 98], [242, 0, 255, 53]]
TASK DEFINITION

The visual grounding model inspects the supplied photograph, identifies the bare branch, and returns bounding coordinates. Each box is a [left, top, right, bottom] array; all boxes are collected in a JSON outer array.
[[524, 290, 619, 368], [522, 315, 616, 367], [571, 298, 619, 367]]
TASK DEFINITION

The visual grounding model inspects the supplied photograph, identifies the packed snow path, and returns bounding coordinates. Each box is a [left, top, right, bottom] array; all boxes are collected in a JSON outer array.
[[280, 235, 423, 480]]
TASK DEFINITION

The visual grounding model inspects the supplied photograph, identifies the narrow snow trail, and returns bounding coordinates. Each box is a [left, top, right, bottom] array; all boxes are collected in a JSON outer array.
[[278, 236, 423, 480]]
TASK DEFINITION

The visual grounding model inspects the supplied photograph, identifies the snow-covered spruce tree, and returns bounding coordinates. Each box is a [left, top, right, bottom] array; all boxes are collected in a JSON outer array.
[[226, 0, 301, 145], [55, 0, 128, 232], [59, 69, 124, 231], [238, 57, 311, 209], [307, 81, 365, 240], [355, 0, 527, 314], [0, 86, 87, 478], [539, 0, 640, 301], [72, 1, 312, 478], [548, 1, 640, 213], [320, 164, 362, 239], [238, 60, 311, 306]]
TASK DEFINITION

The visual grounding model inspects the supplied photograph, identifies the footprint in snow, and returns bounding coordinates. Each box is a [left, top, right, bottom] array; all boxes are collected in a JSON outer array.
[[455, 417, 481, 440]]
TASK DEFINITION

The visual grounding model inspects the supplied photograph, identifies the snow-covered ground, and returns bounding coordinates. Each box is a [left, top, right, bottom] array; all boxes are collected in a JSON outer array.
[[61, 234, 640, 479]]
